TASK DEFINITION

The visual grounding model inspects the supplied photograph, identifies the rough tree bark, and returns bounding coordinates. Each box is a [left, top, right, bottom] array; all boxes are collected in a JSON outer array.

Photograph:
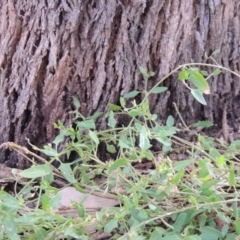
[[0, 0, 239, 168]]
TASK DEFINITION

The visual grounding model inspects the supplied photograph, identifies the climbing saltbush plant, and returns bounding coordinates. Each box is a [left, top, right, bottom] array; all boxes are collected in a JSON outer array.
[[1, 51, 240, 239]]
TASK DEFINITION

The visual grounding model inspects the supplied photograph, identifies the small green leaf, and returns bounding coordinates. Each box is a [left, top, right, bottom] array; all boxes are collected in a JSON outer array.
[[192, 120, 213, 128], [64, 227, 87, 239], [173, 169, 184, 185], [174, 159, 194, 171], [0, 191, 21, 209], [229, 163, 236, 186], [104, 219, 118, 233], [139, 126, 152, 150], [108, 111, 117, 128], [151, 86, 168, 94], [49, 191, 62, 209], [52, 133, 65, 148], [178, 69, 189, 81], [150, 227, 167, 240], [42, 145, 58, 156], [189, 196, 198, 205], [87, 112, 103, 120], [59, 163, 77, 184], [173, 212, 188, 232], [75, 203, 86, 218], [188, 70, 210, 94], [200, 70, 209, 76], [106, 144, 116, 154], [129, 109, 140, 117], [232, 202, 238, 219], [234, 219, 240, 234], [77, 119, 96, 129], [229, 140, 240, 150], [20, 163, 52, 179], [119, 136, 131, 149], [211, 49, 220, 56], [72, 96, 80, 109], [148, 71, 155, 77], [191, 89, 207, 105], [120, 97, 125, 108], [108, 103, 122, 111], [151, 114, 157, 120], [139, 66, 148, 76], [35, 227, 48, 240], [200, 179, 219, 190], [123, 90, 139, 99], [200, 226, 223, 239], [109, 158, 128, 173], [166, 115, 174, 127], [89, 130, 99, 145], [212, 69, 221, 76]]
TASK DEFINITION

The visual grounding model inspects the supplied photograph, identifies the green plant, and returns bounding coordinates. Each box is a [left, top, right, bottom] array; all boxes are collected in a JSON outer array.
[[1, 51, 240, 239]]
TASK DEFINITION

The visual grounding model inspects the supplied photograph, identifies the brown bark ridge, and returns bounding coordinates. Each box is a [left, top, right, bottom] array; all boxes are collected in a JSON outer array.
[[0, 1, 239, 168]]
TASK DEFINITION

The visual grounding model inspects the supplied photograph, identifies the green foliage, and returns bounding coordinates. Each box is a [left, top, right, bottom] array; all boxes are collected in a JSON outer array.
[[1, 57, 240, 239]]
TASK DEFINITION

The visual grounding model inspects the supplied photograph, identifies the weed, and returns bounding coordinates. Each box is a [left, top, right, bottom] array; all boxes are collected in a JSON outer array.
[[1, 52, 240, 239]]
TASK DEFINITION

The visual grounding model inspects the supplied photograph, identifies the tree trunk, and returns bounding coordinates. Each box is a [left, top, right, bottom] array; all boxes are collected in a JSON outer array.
[[0, 0, 239, 168]]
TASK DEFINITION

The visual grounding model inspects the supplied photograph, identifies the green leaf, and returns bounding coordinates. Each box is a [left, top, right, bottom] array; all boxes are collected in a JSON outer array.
[[120, 97, 125, 108], [173, 169, 184, 184], [200, 226, 222, 240], [139, 126, 152, 150], [188, 70, 210, 94], [108, 111, 117, 128], [119, 135, 131, 149], [166, 115, 174, 127], [229, 140, 240, 150], [162, 234, 182, 240], [151, 114, 157, 121], [108, 103, 122, 111], [173, 159, 194, 171], [35, 227, 48, 240], [59, 163, 77, 184], [87, 112, 103, 120], [129, 109, 140, 117], [173, 212, 188, 232], [106, 144, 116, 154], [109, 158, 128, 173], [191, 89, 207, 105], [211, 49, 220, 56], [232, 202, 238, 219], [192, 120, 213, 128], [89, 130, 99, 146], [186, 236, 201, 240], [150, 227, 166, 240], [49, 191, 62, 209], [77, 119, 96, 129], [151, 87, 168, 94], [0, 191, 21, 210], [64, 227, 88, 239], [212, 69, 221, 76], [148, 71, 155, 77], [229, 163, 236, 186], [41, 145, 58, 156], [52, 133, 65, 148], [178, 69, 189, 80], [104, 219, 118, 233], [234, 219, 240, 234], [139, 66, 148, 76], [123, 90, 139, 99], [200, 70, 209, 76], [19, 163, 52, 178], [200, 179, 219, 190], [3, 215, 20, 240], [72, 96, 80, 109]]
